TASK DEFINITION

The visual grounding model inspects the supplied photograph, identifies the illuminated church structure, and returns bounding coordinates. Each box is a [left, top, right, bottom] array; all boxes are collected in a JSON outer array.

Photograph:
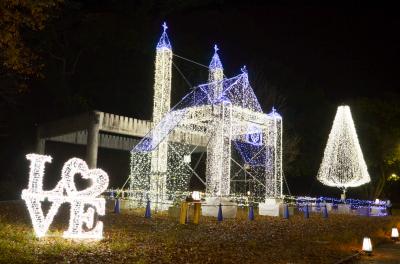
[[129, 23, 283, 214]]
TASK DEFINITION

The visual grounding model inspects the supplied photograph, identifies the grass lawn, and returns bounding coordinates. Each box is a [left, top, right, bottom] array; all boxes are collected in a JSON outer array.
[[0, 200, 398, 263]]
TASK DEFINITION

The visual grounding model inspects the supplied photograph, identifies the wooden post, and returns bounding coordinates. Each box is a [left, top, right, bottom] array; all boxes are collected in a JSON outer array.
[[86, 112, 100, 168], [193, 203, 201, 224], [36, 138, 46, 154], [35, 126, 45, 154], [180, 202, 188, 224]]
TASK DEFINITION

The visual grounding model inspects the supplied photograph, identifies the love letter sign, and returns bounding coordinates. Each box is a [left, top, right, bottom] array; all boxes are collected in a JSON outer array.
[[21, 154, 109, 239]]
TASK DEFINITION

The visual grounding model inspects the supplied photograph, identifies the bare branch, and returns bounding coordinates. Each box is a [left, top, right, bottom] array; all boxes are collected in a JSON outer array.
[[66, 49, 84, 75], [49, 51, 66, 73]]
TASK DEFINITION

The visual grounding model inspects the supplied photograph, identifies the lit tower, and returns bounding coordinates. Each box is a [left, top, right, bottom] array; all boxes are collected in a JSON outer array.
[[265, 107, 283, 199], [206, 45, 232, 197], [258, 107, 283, 216], [150, 22, 172, 204]]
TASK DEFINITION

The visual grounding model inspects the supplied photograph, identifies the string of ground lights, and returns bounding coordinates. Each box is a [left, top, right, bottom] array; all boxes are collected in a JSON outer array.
[[129, 23, 283, 210]]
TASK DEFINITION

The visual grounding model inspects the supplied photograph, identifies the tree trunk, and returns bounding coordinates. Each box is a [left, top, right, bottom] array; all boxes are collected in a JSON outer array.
[[373, 164, 386, 199]]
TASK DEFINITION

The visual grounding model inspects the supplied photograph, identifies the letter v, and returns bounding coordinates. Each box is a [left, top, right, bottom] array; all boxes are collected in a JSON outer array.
[[22, 195, 63, 237]]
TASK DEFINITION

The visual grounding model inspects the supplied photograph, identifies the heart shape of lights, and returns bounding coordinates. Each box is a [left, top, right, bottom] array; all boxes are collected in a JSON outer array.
[[61, 158, 109, 197]]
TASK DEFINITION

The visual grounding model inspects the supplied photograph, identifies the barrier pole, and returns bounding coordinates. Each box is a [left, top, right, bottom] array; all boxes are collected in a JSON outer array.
[[180, 202, 188, 224], [193, 203, 201, 224]]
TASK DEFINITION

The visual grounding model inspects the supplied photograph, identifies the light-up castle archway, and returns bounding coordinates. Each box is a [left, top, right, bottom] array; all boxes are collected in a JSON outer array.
[[129, 23, 282, 209]]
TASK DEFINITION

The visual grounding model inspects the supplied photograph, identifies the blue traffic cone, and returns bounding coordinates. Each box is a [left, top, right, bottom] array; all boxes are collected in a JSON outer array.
[[283, 204, 290, 219], [304, 204, 309, 219], [114, 198, 120, 214], [248, 205, 255, 221], [322, 205, 328, 218], [217, 203, 223, 222], [145, 200, 151, 219]]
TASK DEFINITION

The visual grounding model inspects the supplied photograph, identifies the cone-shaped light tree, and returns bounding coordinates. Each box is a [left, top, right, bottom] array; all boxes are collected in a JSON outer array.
[[317, 105, 371, 196]]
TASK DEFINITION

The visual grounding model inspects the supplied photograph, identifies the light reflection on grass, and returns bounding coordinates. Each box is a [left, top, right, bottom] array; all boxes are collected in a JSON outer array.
[[0, 200, 398, 263]]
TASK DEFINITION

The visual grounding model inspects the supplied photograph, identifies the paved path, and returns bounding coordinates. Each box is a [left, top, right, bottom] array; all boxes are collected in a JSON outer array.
[[355, 242, 400, 264]]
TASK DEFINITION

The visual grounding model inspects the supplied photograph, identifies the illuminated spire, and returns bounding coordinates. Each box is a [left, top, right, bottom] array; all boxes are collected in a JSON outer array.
[[208, 45, 224, 101], [153, 22, 172, 123], [156, 22, 172, 50], [268, 107, 282, 118], [240, 65, 249, 84], [209, 44, 223, 70]]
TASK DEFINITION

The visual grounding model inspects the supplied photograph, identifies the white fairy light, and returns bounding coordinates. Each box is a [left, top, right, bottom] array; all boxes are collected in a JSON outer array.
[[192, 191, 201, 201], [317, 106, 370, 192], [391, 227, 399, 239], [21, 154, 109, 239], [183, 155, 191, 163], [362, 237, 373, 253]]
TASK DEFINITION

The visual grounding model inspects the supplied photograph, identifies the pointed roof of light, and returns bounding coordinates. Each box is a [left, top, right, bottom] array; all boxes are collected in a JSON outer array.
[[209, 44, 223, 70], [156, 22, 172, 50], [268, 106, 282, 118], [240, 65, 249, 83]]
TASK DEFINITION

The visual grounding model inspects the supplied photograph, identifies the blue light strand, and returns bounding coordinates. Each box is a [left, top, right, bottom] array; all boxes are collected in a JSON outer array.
[[293, 195, 388, 216]]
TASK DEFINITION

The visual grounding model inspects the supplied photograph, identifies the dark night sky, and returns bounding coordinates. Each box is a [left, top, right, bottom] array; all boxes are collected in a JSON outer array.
[[168, 4, 399, 99], [1, 1, 400, 200], [71, 2, 400, 117]]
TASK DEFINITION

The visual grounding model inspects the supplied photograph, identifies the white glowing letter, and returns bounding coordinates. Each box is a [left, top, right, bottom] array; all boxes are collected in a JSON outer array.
[[64, 200, 105, 239], [21, 154, 109, 240]]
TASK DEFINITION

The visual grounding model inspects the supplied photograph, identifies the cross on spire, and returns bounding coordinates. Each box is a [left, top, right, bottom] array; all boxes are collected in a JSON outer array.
[[209, 44, 223, 70], [269, 106, 281, 118], [157, 22, 171, 50]]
